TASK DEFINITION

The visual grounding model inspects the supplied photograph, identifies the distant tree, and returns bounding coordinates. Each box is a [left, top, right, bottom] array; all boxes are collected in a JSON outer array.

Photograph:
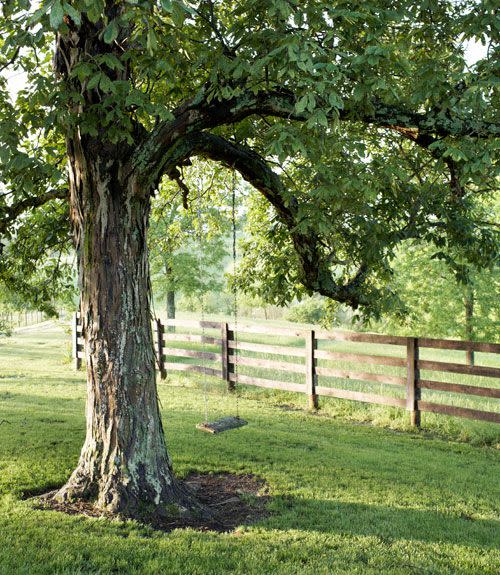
[[149, 161, 233, 320], [284, 297, 326, 325], [378, 241, 499, 347]]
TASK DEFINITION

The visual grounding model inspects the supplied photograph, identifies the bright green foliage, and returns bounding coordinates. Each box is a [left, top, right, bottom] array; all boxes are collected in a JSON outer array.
[[0, 203, 75, 314], [0, 0, 498, 314], [0, 317, 12, 336], [374, 241, 499, 341], [284, 296, 326, 324], [149, 161, 236, 306]]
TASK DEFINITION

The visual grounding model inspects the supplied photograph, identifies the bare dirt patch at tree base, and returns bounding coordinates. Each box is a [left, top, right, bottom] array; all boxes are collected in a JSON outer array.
[[32, 473, 270, 533]]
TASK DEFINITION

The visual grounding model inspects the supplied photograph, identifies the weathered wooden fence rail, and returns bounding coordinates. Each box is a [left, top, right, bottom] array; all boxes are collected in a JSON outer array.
[[73, 316, 500, 427]]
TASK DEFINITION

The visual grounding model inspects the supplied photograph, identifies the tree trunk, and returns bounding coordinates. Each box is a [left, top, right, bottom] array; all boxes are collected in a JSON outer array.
[[166, 290, 176, 320], [165, 265, 176, 333], [54, 143, 201, 520], [465, 286, 474, 367]]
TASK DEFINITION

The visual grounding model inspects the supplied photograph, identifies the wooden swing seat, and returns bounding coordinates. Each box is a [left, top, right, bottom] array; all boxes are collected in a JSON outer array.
[[196, 416, 248, 434]]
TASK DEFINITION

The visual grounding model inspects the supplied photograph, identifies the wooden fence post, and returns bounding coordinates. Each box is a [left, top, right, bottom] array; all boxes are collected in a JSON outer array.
[[466, 348, 475, 367], [306, 330, 318, 410], [228, 326, 236, 392], [156, 319, 167, 380], [406, 337, 420, 427], [72, 312, 82, 370], [221, 322, 231, 387]]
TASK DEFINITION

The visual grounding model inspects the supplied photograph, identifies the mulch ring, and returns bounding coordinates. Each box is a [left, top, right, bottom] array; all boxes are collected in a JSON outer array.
[[31, 473, 270, 533]]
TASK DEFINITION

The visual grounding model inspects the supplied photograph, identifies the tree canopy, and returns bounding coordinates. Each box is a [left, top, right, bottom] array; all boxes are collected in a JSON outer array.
[[1, 0, 498, 315]]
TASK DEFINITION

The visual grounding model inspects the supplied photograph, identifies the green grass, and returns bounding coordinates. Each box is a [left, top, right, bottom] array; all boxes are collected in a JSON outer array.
[[1, 324, 500, 574]]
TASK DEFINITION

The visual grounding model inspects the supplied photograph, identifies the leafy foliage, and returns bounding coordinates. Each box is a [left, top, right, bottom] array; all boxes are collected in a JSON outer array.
[[149, 161, 237, 306], [0, 0, 498, 315], [0, 201, 75, 314], [375, 240, 499, 341], [283, 297, 326, 324], [0, 316, 12, 336]]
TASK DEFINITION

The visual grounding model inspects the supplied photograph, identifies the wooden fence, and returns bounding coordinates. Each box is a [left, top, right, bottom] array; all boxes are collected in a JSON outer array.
[[1, 310, 47, 329], [72, 316, 500, 427]]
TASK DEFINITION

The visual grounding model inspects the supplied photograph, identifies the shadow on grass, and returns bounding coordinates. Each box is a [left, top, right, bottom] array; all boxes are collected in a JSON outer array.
[[264, 496, 500, 548], [14, 477, 499, 550], [21, 483, 66, 499]]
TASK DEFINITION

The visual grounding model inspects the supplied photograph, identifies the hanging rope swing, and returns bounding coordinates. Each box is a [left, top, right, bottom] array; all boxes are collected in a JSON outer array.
[[196, 169, 247, 434]]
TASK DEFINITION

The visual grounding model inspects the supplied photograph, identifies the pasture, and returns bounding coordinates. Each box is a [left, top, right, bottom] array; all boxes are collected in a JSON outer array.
[[0, 323, 499, 574]]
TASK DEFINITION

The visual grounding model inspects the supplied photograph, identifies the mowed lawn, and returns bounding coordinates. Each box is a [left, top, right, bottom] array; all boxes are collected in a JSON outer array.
[[0, 325, 499, 574]]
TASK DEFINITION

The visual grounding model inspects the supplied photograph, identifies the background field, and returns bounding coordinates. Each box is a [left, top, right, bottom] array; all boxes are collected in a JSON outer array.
[[0, 323, 499, 574]]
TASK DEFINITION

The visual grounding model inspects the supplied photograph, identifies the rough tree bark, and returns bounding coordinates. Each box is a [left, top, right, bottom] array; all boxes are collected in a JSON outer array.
[[54, 139, 200, 519], [166, 290, 176, 321]]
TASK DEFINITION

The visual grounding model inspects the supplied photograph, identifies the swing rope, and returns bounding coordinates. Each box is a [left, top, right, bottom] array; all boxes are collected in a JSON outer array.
[[231, 168, 240, 419], [197, 176, 209, 424], [195, 167, 247, 434]]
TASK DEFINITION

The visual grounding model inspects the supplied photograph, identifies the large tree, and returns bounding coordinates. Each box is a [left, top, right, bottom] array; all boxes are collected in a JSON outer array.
[[0, 0, 497, 520]]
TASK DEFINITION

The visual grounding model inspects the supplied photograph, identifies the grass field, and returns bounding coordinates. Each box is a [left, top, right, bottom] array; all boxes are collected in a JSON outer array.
[[0, 324, 499, 574]]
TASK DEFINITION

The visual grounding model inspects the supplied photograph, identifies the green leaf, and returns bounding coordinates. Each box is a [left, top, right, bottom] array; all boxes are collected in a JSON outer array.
[[63, 2, 81, 26], [147, 29, 158, 54], [125, 92, 144, 107], [171, 2, 186, 26], [49, 1, 64, 29], [306, 93, 316, 112], [99, 74, 114, 93], [71, 62, 93, 81], [87, 73, 102, 91], [328, 92, 343, 109], [84, 0, 104, 23], [443, 146, 469, 162], [175, 1, 196, 16], [103, 21, 119, 44], [99, 54, 124, 71], [295, 95, 309, 114], [28, 4, 50, 25]]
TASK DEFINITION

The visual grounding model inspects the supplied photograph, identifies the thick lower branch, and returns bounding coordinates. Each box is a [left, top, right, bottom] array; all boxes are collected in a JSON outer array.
[[131, 88, 498, 183], [183, 132, 370, 307]]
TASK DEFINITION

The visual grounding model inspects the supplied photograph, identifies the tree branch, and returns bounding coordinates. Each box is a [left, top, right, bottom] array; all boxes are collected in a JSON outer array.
[[132, 88, 498, 186], [0, 46, 20, 72], [0, 189, 68, 238], [178, 131, 370, 307]]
